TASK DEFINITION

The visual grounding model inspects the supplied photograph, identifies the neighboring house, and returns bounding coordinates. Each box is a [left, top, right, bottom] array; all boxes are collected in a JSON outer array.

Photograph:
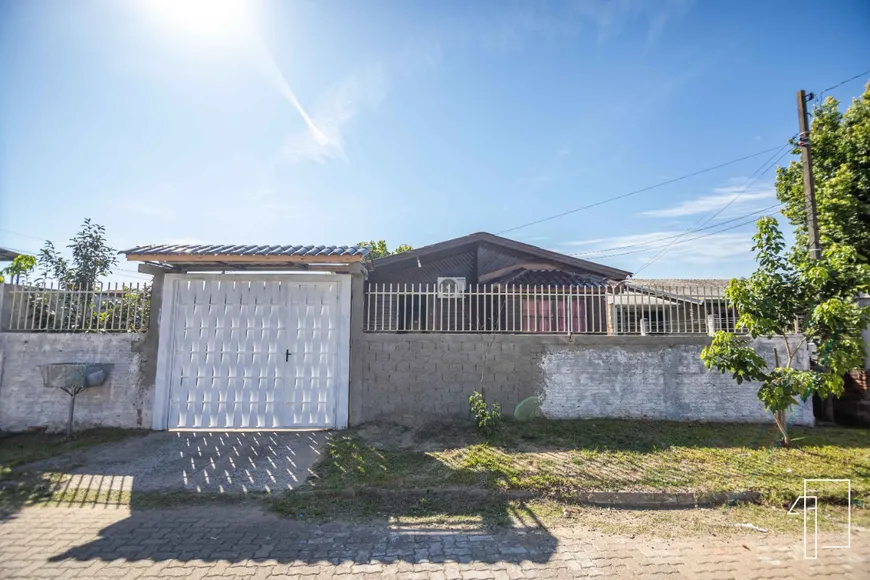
[[615, 279, 736, 335], [366, 232, 631, 333], [0, 247, 22, 261]]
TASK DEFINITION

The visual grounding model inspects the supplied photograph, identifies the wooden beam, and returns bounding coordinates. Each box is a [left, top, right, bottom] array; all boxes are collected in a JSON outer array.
[[125, 253, 363, 264], [478, 262, 562, 283], [158, 264, 362, 274], [137, 263, 180, 275]]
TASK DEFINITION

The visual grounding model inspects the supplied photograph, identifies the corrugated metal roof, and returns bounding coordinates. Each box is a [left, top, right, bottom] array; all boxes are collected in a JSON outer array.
[[0, 247, 23, 261], [122, 244, 370, 257], [629, 278, 730, 289], [627, 279, 729, 299]]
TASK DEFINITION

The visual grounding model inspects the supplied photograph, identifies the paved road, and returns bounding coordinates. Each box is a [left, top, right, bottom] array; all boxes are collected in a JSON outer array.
[[0, 505, 865, 579]]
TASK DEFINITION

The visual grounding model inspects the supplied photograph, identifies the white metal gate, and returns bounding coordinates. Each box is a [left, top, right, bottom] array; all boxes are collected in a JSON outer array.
[[153, 274, 351, 430]]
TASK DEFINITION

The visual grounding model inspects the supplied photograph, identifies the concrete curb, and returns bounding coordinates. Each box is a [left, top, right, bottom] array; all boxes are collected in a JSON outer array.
[[292, 487, 762, 509]]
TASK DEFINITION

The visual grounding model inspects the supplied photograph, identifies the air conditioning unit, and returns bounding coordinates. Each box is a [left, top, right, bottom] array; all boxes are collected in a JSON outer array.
[[437, 276, 466, 298]]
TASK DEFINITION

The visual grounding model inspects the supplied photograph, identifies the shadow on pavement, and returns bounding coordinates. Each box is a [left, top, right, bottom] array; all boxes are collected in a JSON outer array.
[[1, 430, 328, 522], [47, 499, 558, 566], [9, 429, 560, 566]]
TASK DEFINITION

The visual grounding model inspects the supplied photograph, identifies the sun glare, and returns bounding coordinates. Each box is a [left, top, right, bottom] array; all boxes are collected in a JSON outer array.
[[144, 0, 256, 45]]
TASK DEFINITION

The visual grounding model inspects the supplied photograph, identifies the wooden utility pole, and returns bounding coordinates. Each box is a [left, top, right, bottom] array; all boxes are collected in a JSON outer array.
[[798, 89, 832, 421], [797, 90, 822, 260]]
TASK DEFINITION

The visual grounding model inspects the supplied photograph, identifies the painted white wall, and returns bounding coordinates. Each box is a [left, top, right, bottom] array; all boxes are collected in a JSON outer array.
[[539, 337, 815, 425], [0, 333, 150, 432]]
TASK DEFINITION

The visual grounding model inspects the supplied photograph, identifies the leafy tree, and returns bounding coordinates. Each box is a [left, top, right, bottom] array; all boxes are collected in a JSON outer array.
[[776, 82, 870, 261], [38, 218, 118, 288], [0, 254, 36, 283], [701, 217, 870, 446], [356, 240, 413, 259]]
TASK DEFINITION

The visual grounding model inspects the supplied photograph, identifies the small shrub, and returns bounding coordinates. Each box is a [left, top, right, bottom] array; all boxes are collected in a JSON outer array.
[[469, 392, 502, 437]]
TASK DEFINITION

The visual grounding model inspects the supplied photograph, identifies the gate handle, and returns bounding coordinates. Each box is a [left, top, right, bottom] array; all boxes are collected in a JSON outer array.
[[285, 349, 292, 362]]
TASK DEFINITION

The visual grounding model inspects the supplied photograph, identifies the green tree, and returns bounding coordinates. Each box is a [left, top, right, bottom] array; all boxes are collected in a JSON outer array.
[[38, 218, 118, 288], [0, 254, 36, 283], [776, 82, 870, 261], [701, 217, 870, 446], [356, 240, 413, 259]]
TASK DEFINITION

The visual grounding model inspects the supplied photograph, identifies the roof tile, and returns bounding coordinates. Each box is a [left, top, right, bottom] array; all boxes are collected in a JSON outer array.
[[122, 244, 370, 257]]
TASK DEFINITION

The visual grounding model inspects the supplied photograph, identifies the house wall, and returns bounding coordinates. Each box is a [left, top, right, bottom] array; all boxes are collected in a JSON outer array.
[[356, 333, 815, 426], [0, 333, 153, 432]]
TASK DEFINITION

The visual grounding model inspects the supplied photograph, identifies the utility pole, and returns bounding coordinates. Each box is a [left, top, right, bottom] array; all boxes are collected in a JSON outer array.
[[797, 90, 822, 260], [797, 89, 832, 421]]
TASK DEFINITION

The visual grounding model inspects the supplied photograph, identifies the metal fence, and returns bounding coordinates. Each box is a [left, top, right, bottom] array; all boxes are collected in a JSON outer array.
[[364, 282, 741, 335], [3, 282, 151, 332]]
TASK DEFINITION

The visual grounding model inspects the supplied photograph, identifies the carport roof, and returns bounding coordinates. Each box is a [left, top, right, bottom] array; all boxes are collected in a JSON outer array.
[[0, 247, 22, 261], [124, 243, 369, 257], [123, 243, 369, 264]]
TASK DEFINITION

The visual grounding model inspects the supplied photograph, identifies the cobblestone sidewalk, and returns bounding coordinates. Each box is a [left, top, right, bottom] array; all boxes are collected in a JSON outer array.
[[0, 505, 865, 578]]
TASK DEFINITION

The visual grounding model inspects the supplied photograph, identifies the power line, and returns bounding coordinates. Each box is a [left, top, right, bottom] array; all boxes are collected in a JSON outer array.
[[689, 142, 792, 229], [567, 202, 783, 258], [632, 144, 792, 275], [632, 146, 790, 274], [0, 243, 151, 279], [496, 144, 789, 235], [582, 210, 780, 261], [0, 229, 151, 278], [818, 68, 870, 98], [0, 227, 45, 243], [498, 71, 868, 237]]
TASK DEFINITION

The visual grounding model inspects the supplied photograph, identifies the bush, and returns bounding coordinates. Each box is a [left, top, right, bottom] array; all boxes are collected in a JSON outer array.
[[469, 392, 502, 437]]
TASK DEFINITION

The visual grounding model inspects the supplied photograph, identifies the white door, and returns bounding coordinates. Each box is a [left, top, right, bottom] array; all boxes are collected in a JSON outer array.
[[155, 274, 350, 430]]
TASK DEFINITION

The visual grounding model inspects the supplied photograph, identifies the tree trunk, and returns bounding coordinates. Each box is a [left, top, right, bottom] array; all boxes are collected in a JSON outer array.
[[775, 409, 790, 448]]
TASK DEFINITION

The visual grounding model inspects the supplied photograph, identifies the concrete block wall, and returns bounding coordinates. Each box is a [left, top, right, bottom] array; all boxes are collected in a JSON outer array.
[[539, 337, 815, 425], [357, 334, 550, 422], [357, 334, 815, 426], [0, 333, 153, 432]]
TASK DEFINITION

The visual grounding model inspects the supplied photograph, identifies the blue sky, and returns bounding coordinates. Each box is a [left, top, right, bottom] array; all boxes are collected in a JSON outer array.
[[1, 0, 868, 282]]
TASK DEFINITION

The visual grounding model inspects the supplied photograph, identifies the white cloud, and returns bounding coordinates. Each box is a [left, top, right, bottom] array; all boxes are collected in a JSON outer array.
[[646, 232, 753, 264], [563, 229, 755, 266], [283, 64, 387, 164], [562, 232, 675, 248], [641, 185, 775, 218]]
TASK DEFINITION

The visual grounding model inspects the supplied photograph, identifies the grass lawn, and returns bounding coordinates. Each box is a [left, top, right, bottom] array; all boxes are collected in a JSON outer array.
[[300, 419, 869, 508]]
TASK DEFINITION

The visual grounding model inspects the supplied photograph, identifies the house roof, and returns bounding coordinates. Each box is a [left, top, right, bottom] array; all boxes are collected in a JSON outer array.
[[490, 269, 607, 287], [372, 232, 632, 280], [627, 279, 730, 299], [0, 247, 22, 261]]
